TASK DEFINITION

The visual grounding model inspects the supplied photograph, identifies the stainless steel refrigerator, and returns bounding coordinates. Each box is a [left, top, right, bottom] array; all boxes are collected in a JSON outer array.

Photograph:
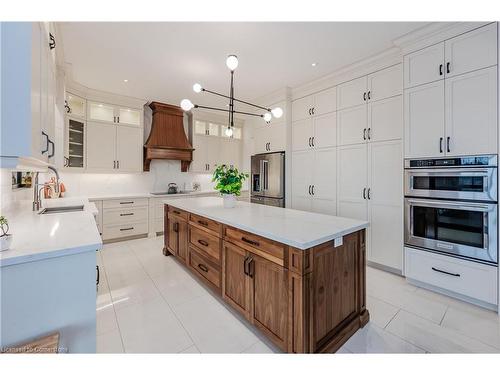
[[250, 152, 285, 207]]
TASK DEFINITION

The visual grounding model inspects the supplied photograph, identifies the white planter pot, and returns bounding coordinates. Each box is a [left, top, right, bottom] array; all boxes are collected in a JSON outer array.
[[0, 234, 13, 251], [222, 194, 237, 208]]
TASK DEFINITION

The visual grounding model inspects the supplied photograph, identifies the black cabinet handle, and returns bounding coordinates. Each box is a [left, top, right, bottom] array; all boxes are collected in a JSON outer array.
[[311, 137, 315, 147], [363, 187, 366, 199], [447, 137, 451, 153], [114, 116, 116, 123], [439, 137, 443, 153], [41, 131, 49, 154], [173, 222, 179, 232], [367, 91, 371, 100], [198, 264, 209, 273], [119, 201, 134, 205], [308, 108, 311, 115], [432, 267, 460, 277], [363, 92, 367, 101], [48, 138, 55, 158], [49, 33, 56, 50], [446, 62, 450, 74], [439, 64, 443, 76], [64, 156, 69, 167], [308, 185, 312, 195], [248, 258, 254, 278], [242, 237, 259, 247], [243, 256, 250, 276], [312, 107, 315, 115], [367, 188, 371, 200], [308, 137, 311, 147], [117, 116, 120, 123], [117, 160, 119, 169], [173, 210, 181, 215], [96, 265, 100, 286], [119, 227, 134, 231], [197, 239, 209, 247], [311, 185, 315, 195], [367, 128, 371, 140], [120, 213, 134, 216], [113, 160, 116, 169], [197, 220, 208, 226], [363, 128, 367, 141]]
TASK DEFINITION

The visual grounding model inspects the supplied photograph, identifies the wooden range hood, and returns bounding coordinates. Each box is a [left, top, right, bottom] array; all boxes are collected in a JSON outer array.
[[143, 101, 194, 172]]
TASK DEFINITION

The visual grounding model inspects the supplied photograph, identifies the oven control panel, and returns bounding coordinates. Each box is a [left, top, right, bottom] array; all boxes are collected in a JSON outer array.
[[406, 155, 497, 168]]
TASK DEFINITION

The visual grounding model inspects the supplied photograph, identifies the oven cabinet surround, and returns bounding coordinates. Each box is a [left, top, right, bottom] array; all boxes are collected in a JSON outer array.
[[404, 22, 498, 158], [163, 202, 369, 353]]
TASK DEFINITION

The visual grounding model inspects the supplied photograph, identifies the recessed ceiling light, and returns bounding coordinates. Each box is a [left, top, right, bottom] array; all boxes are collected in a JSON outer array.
[[123, 79, 128, 82], [311, 62, 317, 67]]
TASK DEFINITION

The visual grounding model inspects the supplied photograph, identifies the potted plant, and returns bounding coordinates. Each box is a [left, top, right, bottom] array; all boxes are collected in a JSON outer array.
[[0, 216, 12, 251], [212, 164, 249, 208]]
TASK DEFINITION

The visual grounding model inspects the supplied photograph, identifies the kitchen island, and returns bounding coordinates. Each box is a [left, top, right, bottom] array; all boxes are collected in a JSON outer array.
[[163, 197, 369, 353]]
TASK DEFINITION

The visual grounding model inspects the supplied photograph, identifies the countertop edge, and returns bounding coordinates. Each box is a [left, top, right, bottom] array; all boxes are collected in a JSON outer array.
[[164, 200, 368, 250]]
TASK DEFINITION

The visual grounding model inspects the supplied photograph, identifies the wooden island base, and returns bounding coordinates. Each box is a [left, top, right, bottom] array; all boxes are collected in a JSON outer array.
[[164, 204, 369, 353]]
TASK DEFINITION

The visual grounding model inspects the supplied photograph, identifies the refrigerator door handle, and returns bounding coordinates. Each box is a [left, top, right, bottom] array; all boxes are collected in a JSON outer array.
[[259, 159, 264, 193], [262, 160, 269, 191]]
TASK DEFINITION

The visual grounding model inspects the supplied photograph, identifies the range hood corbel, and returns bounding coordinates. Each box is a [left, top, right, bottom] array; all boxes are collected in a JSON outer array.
[[143, 101, 194, 172]]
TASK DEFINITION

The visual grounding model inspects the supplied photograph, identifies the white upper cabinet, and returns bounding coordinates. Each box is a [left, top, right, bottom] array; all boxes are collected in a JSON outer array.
[[66, 93, 86, 119], [367, 64, 402, 101], [291, 119, 311, 151], [291, 150, 314, 202], [220, 138, 242, 169], [118, 107, 142, 126], [88, 102, 115, 123], [292, 96, 314, 121], [313, 87, 337, 116], [404, 43, 444, 88], [404, 80, 445, 158], [337, 76, 367, 110], [444, 23, 497, 78], [337, 104, 367, 146], [368, 95, 403, 142], [444, 66, 497, 156], [254, 121, 286, 154], [86, 122, 116, 171], [313, 112, 337, 149], [116, 126, 143, 171], [88, 101, 142, 126]]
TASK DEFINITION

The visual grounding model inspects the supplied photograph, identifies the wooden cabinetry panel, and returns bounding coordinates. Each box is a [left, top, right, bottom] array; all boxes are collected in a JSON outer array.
[[167, 206, 189, 220], [188, 246, 221, 290], [190, 213, 222, 236], [189, 226, 221, 262], [222, 241, 250, 317]]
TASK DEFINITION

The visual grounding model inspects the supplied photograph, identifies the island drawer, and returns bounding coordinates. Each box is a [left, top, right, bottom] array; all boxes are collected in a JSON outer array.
[[167, 206, 189, 221], [103, 198, 148, 209], [190, 213, 221, 236], [224, 226, 285, 265], [188, 246, 221, 290], [189, 226, 221, 263], [102, 221, 148, 241]]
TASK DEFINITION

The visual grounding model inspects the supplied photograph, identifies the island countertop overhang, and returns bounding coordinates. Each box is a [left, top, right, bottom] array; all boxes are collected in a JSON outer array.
[[163, 197, 368, 250]]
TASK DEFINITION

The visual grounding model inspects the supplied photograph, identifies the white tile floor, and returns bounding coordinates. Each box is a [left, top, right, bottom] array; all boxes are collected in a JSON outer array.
[[96, 236, 500, 353]]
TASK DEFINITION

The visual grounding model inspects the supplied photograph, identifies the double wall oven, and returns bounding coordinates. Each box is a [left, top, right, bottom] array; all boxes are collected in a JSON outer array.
[[404, 155, 498, 265]]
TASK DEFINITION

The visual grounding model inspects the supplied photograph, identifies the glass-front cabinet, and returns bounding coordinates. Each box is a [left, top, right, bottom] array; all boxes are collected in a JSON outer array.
[[87, 101, 142, 126], [66, 93, 86, 119], [64, 118, 85, 169]]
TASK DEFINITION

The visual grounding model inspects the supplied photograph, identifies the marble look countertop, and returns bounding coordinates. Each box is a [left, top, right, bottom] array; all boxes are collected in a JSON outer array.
[[86, 190, 222, 201], [0, 197, 102, 267], [163, 197, 368, 250]]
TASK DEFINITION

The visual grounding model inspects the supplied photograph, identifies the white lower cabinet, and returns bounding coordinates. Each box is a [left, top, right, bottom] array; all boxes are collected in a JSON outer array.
[[405, 247, 498, 305], [338, 140, 403, 271], [101, 198, 149, 241], [291, 148, 336, 216]]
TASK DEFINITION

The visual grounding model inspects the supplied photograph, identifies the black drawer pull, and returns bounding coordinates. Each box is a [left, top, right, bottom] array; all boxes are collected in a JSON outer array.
[[198, 264, 209, 273], [96, 265, 100, 286], [432, 267, 460, 277], [198, 220, 208, 226], [120, 227, 134, 231], [120, 213, 134, 216], [173, 210, 181, 215], [242, 237, 259, 247], [173, 222, 179, 232], [198, 239, 209, 247], [120, 201, 134, 205]]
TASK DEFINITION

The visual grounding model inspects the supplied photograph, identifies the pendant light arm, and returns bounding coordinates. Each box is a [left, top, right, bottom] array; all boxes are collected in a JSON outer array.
[[200, 88, 271, 112]]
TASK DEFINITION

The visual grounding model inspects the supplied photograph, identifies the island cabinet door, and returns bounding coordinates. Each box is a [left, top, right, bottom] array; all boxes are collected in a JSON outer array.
[[248, 253, 288, 351], [222, 241, 251, 319], [167, 218, 179, 255], [177, 220, 188, 262]]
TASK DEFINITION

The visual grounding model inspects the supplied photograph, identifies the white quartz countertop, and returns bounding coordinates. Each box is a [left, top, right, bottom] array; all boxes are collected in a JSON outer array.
[[163, 197, 368, 250], [0, 197, 102, 267], [87, 190, 222, 201]]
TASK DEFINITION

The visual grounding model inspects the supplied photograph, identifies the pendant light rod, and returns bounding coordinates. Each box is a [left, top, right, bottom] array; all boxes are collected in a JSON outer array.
[[200, 88, 271, 112], [194, 104, 264, 118]]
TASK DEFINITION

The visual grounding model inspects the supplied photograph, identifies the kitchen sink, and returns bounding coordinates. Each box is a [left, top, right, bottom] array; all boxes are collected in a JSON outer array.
[[39, 205, 85, 214]]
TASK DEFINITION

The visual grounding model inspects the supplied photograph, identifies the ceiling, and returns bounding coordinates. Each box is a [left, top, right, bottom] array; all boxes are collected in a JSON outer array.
[[59, 22, 429, 107]]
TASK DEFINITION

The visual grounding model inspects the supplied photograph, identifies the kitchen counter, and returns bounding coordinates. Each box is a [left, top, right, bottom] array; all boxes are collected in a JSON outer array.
[[87, 190, 223, 201], [163, 196, 368, 250], [0, 197, 102, 267]]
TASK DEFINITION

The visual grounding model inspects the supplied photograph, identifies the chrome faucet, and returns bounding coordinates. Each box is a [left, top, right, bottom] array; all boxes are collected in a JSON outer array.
[[32, 166, 60, 211]]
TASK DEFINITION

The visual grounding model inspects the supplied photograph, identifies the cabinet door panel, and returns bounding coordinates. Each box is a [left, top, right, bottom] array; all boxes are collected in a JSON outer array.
[[31, 23, 43, 159], [313, 112, 336, 149], [444, 23, 497, 78], [220, 138, 241, 169], [191, 135, 208, 172], [292, 119, 313, 151], [222, 242, 249, 317], [88, 102, 115, 123], [312, 148, 336, 205], [86, 122, 116, 170], [404, 43, 444, 88], [292, 95, 313, 121], [250, 254, 288, 349], [167, 218, 179, 255], [206, 136, 221, 172], [445, 66, 497, 156], [404, 80, 444, 158], [118, 108, 142, 126], [291, 151, 313, 201], [337, 104, 367, 146], [337, 144, 368, 220], [291, 196, 311, 212], [268, 122, 286, 152], [177, 220, 188, 262], [368, 95, 402, 142], [311, 199, 336, 216], [337, 76, 367, 110], [368, 64, 402, 102], [314, 87, 337, 115], [368, 141, 402, 271], [116, 126, 142, 172]]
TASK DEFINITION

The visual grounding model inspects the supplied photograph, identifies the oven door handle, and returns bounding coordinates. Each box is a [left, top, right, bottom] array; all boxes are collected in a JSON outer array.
[[405, 198, 492, 212]]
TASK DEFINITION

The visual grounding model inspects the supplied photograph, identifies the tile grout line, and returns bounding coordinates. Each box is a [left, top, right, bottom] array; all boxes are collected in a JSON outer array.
[[383, 308, 401, 330], [381, 309, 429, 353], [439, 305, 449, 326]]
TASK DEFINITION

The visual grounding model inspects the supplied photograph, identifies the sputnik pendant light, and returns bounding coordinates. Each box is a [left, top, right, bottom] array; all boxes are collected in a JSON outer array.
[[180, 55, 283, 136]]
